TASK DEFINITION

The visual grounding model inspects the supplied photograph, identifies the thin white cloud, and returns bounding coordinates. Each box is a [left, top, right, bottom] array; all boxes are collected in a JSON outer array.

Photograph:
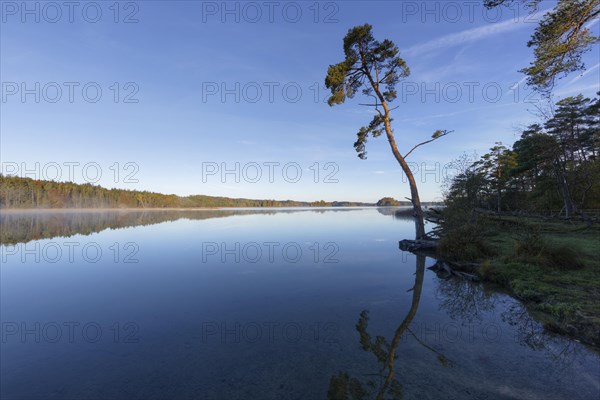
[[585, 18, 599, 30], [404, 8, 552, 57], [515, 75, 528, 87], [405, 20, 524, 57], [554, 82, 600, 98], [373, 170, 385, 174], [503, 76, 529, 98], [411, 46, 478, 81], [398, 102, 517, 123], [567, 63, 600, 85]]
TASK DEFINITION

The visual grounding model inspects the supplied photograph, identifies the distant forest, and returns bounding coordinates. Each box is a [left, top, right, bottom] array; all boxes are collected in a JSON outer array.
[[0, 175, 425, 209]]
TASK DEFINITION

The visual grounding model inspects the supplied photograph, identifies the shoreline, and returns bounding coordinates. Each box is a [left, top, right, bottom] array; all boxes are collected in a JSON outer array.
[[433, 214, 600, 349], [0, 205, 424, 213]]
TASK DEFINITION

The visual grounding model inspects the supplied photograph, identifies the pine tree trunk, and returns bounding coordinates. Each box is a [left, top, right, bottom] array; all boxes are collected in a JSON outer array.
[[553, 159, 574, 218], [558, 174, 574, 218], [381, 105, 426, 239], [363, 63, 426, 239], [497, 188, 501, 213]]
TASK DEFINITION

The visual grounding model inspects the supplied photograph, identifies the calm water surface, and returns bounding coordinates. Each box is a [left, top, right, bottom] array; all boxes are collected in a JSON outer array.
[[1, 208, 599, 399]]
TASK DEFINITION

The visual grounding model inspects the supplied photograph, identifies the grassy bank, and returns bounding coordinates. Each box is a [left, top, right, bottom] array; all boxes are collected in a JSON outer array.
[[437, 215, 600, 347]]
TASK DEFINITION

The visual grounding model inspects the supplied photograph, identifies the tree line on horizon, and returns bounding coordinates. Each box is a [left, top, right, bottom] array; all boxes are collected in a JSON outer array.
[[0, 175, 418, 209]]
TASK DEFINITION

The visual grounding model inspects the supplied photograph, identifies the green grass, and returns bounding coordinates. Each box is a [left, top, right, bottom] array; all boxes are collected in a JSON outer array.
[[445, 216, 600, 347]]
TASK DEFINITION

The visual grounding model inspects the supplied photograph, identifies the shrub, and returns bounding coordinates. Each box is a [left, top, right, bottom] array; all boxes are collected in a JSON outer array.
[[545, 245, 584, 270], [514, 230, 545, 264], [513, 231, 583, 270], [437, 223, 495, 261]]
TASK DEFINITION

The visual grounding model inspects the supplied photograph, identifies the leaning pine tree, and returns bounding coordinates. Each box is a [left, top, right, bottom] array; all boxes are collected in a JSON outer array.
[[325, 24, 451, 239]]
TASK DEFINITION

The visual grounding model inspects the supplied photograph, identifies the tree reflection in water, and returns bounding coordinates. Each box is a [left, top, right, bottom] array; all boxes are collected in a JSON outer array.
[[434, 272, 496, 323], [327, 255, 451, 400], [327, 249, 596, 399], [501, 301, 590, 376]]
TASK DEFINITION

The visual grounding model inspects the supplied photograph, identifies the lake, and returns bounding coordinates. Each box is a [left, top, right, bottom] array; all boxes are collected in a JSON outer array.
[[1, 208, 598, 399]]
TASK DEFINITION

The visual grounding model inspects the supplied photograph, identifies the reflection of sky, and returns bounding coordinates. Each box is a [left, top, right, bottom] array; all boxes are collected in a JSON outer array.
[[1, 209, 599, 398]]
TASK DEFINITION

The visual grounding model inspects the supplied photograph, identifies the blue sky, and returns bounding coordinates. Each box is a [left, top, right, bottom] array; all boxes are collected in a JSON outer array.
[[1, 0, 599, 202]]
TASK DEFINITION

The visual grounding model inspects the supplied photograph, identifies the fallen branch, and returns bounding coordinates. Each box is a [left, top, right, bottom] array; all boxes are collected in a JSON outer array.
[[399, 239, 437, 252], [428, 260, 480, 282]]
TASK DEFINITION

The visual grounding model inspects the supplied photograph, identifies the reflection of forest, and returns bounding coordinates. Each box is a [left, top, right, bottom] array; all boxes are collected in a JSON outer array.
[[438, 272, 597, 376], [375, 207, 413, 220], [0, 208, 363, 245], [433, 269, 591, 358], [0, 210, 224, 244], [376, 207, 439, 222], [0, 207, 427, 245], [328, 253, 595, 399]]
